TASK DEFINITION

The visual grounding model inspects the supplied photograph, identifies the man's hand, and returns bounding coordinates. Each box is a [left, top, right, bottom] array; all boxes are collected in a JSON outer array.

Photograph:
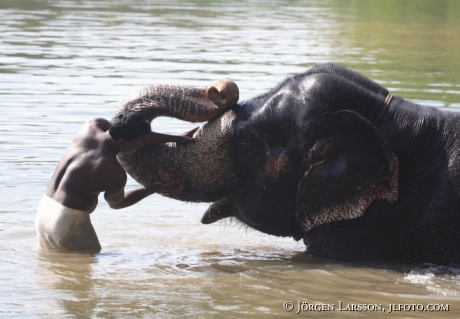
[[149, 180, 186, 195], [176, 126, 200, 144]]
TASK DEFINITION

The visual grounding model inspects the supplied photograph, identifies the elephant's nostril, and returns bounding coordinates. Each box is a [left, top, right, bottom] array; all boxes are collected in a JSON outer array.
[[207, 86, 220, 103], [206, 78, 239, 108]]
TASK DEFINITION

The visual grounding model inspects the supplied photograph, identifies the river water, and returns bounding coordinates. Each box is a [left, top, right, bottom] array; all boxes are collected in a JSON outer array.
[[1, 1, 460, 318]]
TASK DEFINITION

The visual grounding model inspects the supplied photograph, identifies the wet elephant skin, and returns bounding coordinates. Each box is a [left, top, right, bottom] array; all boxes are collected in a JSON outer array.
[[118, 64, 460, 265]]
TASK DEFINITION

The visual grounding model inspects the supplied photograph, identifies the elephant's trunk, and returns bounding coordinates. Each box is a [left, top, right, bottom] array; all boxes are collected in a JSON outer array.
[[118, 79, 239, 123]]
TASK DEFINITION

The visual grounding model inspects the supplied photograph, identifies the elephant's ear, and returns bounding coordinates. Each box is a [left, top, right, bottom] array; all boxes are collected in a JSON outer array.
[[296, 111, 398, 232]]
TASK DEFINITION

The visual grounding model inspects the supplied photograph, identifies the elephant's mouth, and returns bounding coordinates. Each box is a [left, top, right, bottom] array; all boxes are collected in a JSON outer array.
[[192, 128, 201, 139]]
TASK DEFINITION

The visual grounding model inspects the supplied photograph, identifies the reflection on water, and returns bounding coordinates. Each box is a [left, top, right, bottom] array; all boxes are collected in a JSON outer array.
[[36, 252, 99, 318], [1, 0, 460, 317], [33, 244, 460, 318]]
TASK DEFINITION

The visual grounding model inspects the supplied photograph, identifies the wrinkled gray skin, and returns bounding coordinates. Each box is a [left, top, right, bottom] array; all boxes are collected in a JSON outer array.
[[118, 64, 460, 265]]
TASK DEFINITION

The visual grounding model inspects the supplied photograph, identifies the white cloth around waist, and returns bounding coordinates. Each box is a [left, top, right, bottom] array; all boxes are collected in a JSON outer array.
[[35, 195, 100, 251]]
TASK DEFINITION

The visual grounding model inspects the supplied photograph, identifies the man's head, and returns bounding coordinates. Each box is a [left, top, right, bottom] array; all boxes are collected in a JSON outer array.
[[109, 110, 151, 154]]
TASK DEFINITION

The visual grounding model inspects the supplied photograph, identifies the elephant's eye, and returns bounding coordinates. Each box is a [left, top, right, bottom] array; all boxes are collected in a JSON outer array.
[[263, 124, 289, 149], [235, 122, 292, 171]]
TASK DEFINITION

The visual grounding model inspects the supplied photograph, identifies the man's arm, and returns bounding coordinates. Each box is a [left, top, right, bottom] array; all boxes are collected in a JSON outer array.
[[144, 127, 199, 146], [104, 180, 185, 210]]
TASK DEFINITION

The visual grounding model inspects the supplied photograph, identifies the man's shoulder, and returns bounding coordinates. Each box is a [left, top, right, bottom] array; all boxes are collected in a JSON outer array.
[[86, 118, 110, 131], [73, 118, 109, 145]]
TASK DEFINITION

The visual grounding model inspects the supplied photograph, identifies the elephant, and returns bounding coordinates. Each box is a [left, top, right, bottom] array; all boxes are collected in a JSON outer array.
[[117, 64, 460, 265]]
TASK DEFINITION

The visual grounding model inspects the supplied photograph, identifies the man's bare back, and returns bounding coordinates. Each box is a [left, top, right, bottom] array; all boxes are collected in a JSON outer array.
[[36, 110, 196, 252], [46, 118, 122, 213]]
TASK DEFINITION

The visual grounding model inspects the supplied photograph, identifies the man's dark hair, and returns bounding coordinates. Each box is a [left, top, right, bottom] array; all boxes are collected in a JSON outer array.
[[109, 110, 151, 141]]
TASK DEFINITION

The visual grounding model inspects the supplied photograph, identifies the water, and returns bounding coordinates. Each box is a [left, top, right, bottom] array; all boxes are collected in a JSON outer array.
[[1, 0, 460, 318]]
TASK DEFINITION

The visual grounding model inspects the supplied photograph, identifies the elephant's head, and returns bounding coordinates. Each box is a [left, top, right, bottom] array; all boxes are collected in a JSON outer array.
[[117, 78, 242, 203], [118, 66, 399, 242]]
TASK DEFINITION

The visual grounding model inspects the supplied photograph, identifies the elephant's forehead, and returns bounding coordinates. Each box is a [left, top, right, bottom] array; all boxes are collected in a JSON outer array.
[[200, 110, 235, 136]]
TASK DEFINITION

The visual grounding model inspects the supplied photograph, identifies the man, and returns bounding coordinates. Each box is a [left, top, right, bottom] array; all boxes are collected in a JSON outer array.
[[36, 110, 197, 252]]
